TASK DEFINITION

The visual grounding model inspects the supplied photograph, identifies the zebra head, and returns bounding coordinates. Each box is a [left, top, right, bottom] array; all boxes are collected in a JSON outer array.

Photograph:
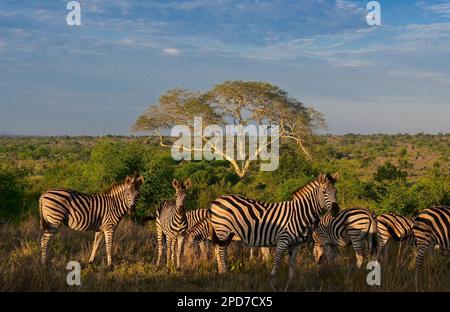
[[317, 172, 340, 217], [124, 173, 144, 214], [172, 178, 192, 212], [312, 213, 334, 264]]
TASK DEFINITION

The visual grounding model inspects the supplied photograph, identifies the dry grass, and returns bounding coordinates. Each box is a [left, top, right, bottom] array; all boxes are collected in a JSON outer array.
[[0, 217, 449, 292]]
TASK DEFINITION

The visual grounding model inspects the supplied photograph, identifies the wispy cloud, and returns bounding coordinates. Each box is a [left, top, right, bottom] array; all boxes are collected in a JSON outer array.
[[1, 0, 449, 134], [163, 48, 181, 56], [386, 70, 450, 85], [426, 1, 450, 17]]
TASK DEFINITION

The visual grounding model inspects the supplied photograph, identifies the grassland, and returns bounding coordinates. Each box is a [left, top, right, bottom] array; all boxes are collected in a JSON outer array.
[[1, 217, 449, 292]]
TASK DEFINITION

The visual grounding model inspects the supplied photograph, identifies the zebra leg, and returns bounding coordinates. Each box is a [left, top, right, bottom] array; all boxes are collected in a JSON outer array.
[[88, 231, 104, 264], [215, 244, 229, 274], [415, 242, 430, 291], [171, 239, 177, 269], [166, 238, 173, 269], [176, 236, 185, 270], [249, 247, 254, 260], [199, 241, 207, 259], [40, 229, 56, 265], [270, 241, 288, 280], [155, 223, 164, 268], [350, 236, 364, 268], [377, 239, 387, 262], [104, 229, 115, 268], [284, 245, 300, 292]]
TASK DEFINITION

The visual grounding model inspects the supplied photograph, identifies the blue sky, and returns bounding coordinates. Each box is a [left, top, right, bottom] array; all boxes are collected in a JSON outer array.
[[0, 0, 449, 135]]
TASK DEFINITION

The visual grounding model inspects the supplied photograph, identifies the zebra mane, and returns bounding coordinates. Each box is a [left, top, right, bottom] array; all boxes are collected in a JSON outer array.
[[102, 181, 128, 195], [292, 179, 319, 200]]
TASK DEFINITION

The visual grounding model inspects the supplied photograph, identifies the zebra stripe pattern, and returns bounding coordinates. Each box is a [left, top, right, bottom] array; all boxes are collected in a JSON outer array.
[[185, 208, 211, 257], [376, 213, 414, 259], [186, 208, 210, 230], [185, 215, 271, 261], [155, 178, 192, 270], [209, 173, 340, 283], [413, 206, 450, 289], [39, 173, 144, 267], [312, 207, 377, 268]]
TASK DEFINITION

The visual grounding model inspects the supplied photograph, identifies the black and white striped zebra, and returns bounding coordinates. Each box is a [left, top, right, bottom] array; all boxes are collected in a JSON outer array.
[[186, 216, 271, 261], [39, 173, 144, 267], [413, 206, 450, 289], [185, 208, 211, 257], [155, 178, 192, 270], [312, 207, 377, 268], [209, 173, 340, 286], [376, 213, 414, 260]]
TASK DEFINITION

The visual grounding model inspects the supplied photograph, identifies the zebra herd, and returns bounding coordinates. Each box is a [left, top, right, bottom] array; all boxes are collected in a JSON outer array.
[[38, 172, 449, 290]]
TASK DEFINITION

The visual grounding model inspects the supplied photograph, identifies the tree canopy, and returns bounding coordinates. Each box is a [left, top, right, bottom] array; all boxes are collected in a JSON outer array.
[[133, 81, 325, 177]]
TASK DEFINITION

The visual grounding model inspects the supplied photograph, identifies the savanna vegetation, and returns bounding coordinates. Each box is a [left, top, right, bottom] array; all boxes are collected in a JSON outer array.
[[0, 133, 449, 291]]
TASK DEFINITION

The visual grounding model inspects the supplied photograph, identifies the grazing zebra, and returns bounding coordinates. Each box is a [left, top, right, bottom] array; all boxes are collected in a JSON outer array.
[[185, 208, 211, 257], [413, 206, 450, 289], [39, 173, 144, 267], [312, 208, 377, 268], [155, 178, 192, 270], [209, 173, 340, 287], [376, 213, 414, 260]]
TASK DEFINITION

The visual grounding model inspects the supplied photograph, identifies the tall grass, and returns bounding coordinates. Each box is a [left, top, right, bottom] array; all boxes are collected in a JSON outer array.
[[0, 217, 448, 292]]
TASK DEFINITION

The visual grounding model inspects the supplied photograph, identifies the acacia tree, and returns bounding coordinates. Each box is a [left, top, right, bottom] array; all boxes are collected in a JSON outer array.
[[133, 81, 325, 178]]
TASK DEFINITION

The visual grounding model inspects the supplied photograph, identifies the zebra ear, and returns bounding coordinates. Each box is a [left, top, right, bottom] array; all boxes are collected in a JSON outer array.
[[331, 172, 339, 183], [125, 176, 133, 185], [172, 178, 180, 189], [184, 178, 192, 190], [134, 175, 144, 187], [318, 173, 326, 184]]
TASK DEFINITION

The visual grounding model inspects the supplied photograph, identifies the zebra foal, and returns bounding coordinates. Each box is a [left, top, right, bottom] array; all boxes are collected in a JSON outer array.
[[312, 207, 377, 268], [155, 178, 192, 270]]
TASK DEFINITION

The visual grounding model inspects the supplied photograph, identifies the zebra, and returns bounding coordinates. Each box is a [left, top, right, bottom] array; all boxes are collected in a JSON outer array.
[[39, 173, 144, 267], [185, 208, 211, 257], [186, 216, 271, 261], [376, 213, 414, 260], [312, 207, 377, 268], [209, 173, 340, 288], [413, 206, 450, 290], [155, 178, 192, 270]]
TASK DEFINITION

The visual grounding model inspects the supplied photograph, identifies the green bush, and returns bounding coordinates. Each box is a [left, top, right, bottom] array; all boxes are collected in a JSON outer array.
[[0, 162, 28, 219]]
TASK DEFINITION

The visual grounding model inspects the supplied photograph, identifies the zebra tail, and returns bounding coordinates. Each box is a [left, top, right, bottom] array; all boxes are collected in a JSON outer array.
[[369, 212, 378, 257], [39, 195, 49, 232]]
